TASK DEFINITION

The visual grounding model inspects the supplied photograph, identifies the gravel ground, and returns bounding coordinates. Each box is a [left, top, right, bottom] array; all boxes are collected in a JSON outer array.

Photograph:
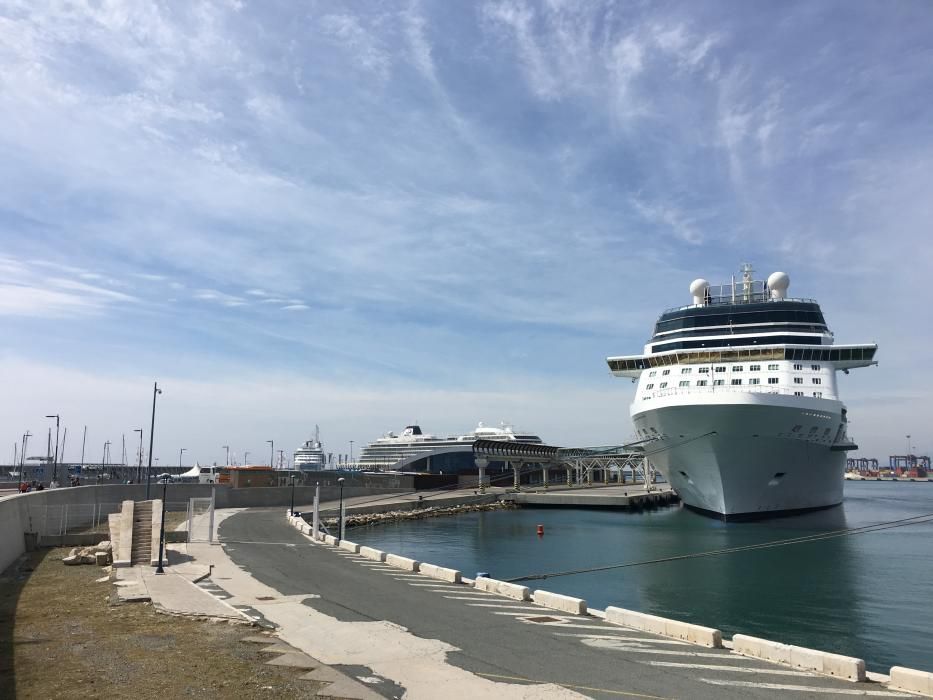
[[0, 548, 344, 699]]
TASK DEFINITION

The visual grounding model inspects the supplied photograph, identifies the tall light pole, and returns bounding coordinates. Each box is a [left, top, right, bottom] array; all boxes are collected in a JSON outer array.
[[290, 472, 298, 516], [222, 445, 230, 467], [146, 381, 162, 500], [102, 440, 111, 479], [244, 450, 250, 466], [45, 414, 60, 484], [80, 426, 87, 471], [349, 440, 354, 465], [267, 440, 274, 469], [134, 429, 143, 483], [179, 448, 187, 468]]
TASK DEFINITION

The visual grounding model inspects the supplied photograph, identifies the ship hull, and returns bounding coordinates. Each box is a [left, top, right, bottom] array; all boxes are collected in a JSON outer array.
[[633, 396, 846, 519]]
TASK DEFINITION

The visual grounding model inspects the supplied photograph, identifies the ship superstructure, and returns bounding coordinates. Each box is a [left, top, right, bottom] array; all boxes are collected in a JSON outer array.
[[357, 422, 543, 472], [607, 264, 878, 518], [294, 425, 326, 470]]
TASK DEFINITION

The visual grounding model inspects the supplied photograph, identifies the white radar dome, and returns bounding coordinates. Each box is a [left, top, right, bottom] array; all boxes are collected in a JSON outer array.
[[689, 278, 710, 305], [768, 271, 790, 299]]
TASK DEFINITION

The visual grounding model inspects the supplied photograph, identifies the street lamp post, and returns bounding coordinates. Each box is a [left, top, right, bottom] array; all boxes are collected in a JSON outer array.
[[244, 451, 250, 466], [267, 440, 274, 468], [179, 448, 187, 468], [349, 440, 354, 465], [290, 472, 298, 516], [134, 429, 143, 483], [222, 445, 230, 467], [146, 382, 162, 500], [45, 414, 60, 485], [337, 477, 346, 541], [156, 473, 171, 574]]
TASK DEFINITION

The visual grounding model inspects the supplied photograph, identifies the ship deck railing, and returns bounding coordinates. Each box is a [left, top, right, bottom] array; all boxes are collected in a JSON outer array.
[[642, 385, 834, 401]]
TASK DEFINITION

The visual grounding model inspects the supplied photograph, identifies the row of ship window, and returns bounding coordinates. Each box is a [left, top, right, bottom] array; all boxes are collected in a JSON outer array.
[[648, 363, 821, 377], [645, 378, 822, 389]]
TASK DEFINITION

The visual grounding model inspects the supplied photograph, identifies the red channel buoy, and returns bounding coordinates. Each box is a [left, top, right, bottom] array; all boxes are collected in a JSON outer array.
[[537, 524, 544, 537]]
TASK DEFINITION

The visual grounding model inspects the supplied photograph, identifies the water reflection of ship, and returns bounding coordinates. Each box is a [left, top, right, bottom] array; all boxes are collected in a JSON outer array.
[[632, 506, 864, 661]]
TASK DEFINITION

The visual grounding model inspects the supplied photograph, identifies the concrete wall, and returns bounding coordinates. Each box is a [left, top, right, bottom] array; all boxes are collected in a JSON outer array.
[[0, 482, 407, 574]]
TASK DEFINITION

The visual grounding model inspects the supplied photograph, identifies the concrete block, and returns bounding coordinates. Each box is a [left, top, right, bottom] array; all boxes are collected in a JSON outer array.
[[734, 634, 793, 665], [386, 553, 419, 571], [339, 540, 360, 553], [890, 666, 933, 695], [114, 500, 134, 568], [605, 607, 722, 648], [809, 650, 864, 682], [359, 546, 386, 562], [475, 577, 530, 601], [419, 562, 461, 583], [323, 535, 337, 546], [533, 589, 587, 615]]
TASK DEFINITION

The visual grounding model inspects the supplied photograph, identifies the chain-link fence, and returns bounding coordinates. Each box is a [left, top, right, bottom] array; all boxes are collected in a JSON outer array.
[[22, 501, 191, 537]]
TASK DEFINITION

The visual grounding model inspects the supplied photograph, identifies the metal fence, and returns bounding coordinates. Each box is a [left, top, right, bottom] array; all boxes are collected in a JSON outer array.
[[22, 501, 190, 537]]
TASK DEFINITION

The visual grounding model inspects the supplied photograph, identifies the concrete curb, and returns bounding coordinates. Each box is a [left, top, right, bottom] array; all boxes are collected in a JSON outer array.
[[733, 634, 865, 682], [890, 666, 933, 696], [533, 589, 587, 615], [323, 534, 338, 546], [419, 562, 461, 583], [359, 546, 387, 562], [474, 576, 530, 601], [606, 607, 722, 648], [386, 553, 419, 571], [339, 540, 360, 553]]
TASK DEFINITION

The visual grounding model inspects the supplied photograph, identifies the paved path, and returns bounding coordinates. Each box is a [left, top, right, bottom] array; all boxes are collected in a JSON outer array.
[[193, 507, 908, 700]]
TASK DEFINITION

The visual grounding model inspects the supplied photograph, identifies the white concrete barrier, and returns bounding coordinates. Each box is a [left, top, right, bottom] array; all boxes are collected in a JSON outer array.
[[339, 539, 360, 553], [533, 590, 587, 615], [890, 666, 933, 695], [386, 553, 419, 571], [606, 607, 722, 648], [474, 577, 531, 601], [419, 562, 461, 583], [359, 546, 386, 562], [113, 500, 134, 568], [733, 634, 864, 681], [323, 534, 338, 546]]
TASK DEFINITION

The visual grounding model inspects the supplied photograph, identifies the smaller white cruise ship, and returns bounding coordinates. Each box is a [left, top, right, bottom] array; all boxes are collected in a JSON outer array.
[[294, 425, 326, 470], [357, 422, 543, 472]]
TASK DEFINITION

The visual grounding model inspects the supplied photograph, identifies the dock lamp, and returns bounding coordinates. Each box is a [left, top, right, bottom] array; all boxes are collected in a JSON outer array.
[[145, 382, 162, 500], [290, 472, 298, 516], [156, 473, 171, 574], [337, 477, 346, 541]]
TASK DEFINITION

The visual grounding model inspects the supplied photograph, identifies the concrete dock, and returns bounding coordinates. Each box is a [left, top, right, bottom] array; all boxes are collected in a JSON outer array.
[[503, 484, 678, 509]]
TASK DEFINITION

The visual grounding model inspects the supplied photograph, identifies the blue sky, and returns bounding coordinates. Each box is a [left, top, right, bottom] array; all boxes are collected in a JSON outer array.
[[1, 0, 930, 466]]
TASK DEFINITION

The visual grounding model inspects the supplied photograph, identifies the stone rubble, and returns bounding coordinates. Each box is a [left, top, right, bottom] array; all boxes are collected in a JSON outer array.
[[63, 540, 113, 566], [321, 500, 517, 530]]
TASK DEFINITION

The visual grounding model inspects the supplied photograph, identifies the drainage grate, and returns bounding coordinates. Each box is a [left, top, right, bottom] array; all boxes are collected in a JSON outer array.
[[524, 616, 562, 623]]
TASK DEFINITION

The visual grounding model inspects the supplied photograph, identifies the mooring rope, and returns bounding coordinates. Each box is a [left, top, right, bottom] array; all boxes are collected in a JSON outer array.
[[506, 511, 933, 583]]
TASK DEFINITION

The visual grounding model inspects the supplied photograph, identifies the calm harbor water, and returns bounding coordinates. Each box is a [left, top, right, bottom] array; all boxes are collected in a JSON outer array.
[[351, 481, 933, 674]]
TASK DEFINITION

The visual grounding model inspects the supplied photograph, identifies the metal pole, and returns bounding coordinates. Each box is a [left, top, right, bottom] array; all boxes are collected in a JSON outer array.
[[60, 428, 67, 473], [223, 445, 229, 467], [267, 440, 274, 468], [81, 426, 87, 469], [20, 432, 30, 490], [135, 429, 143, 483], [290, 474, 296, 516], [312, 483, 320, 540], [156, 476, 168, 574], [52, 415, 60, 484], [146, 382, 160, 500], [337, 478, 345, 540]]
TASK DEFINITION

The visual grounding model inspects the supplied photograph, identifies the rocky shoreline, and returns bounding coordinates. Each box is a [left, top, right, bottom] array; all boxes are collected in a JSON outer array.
[[323, 499, 518, 530]]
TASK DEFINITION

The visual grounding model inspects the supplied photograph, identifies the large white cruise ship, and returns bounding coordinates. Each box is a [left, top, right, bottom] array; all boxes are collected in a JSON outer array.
[[608, 264, 878, 519], [294, 425, 326, 470], [357, 422, 543, 472]]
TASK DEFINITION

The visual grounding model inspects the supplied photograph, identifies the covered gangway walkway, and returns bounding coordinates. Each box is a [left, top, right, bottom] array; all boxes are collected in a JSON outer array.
[[471, 439, 657, 492]]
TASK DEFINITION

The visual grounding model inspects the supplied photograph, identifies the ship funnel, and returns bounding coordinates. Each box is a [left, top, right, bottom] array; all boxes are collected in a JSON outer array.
[[689, 278, 710, 306], [767, 271, 790, 300]]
